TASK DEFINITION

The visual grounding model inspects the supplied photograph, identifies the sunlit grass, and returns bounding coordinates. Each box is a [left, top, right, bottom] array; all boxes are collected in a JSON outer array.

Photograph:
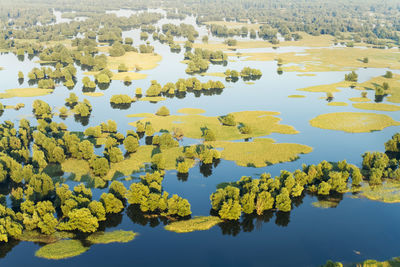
[[349, 97, 370, 102], [164, 216, 222, 233], [288, 95, 306, 98], [35, 240, 89, 260], [128, 110, 299, 141], [19, 230, 74, 244], [0, 88, 53, 99], [209, 138, 312, 167], [352, 103, 400, 111], [357, 181, 400, 203], [177, 108, 206, 115], [232, 47, 400, 72], [83, 92, 104, 97], [86, 230, 137, 244], [106, 51, 162, 71], [297, 81, 354, 93], [138, 97, 166, 102], [310, 112, 400, 133], [327, 102, 348, 106]]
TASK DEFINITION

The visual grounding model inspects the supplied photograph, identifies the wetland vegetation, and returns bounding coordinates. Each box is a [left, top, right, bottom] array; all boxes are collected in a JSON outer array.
[[1, 0, 400, 266]]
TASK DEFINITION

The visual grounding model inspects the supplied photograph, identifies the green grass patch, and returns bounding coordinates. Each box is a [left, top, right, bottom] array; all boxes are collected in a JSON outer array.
[[83, 92, 104, 97], [18, 231, 74, 244], [87, 230, 137, 244], [199, 72, 226, 78], [327, 102, 348, 106], [353, 103, 400, 111], [128, 110, 299, 141], [297, 81, 354, 93], [177, 108, 206, 115], [35, 240, 89, 260], [349, 97, 370, 102], [138, 97, 166, 102], [164, 216, 223, 233], [357, 181, 400, 203], [0, 88, 53, 99], [209, 138, 312, 167], [288, 95, 306, 98], [309, 112, 400, 133]]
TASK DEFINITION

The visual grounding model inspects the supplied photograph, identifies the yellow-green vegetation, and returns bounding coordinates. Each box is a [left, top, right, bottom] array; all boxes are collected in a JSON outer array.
[[83, 92, 104, 97], [84, 71, 147, 81], [18, 230, 74, 244], [288, 94, 306, 98], [138, 97, 166, 102], [209, 138, 312, 167], [106, 51, 162, 71], [63, 145, 195, 181], [309, 112, 400, 133], [204, 21, 261, 31], [355, 74, 400, 104], [86, 230, 137, 244], [297, 73, 316, 77], [297, 81, 354, 93], [194, 33, 334, 51], [311, 199, 340, 209], [327, 102, 348, 106], [128, 111, 298, 141], [357, 181, 400, 203], [110, 72, 147, 81], [199, 72, 226, 77], [245, 82, 255, 85], [233, 47, 400, 72], [164, 216, 223, 233], [177, 108, 206, 115], [35, 240, 89, 260], [349, 97, 371, 102], [0, 88, 53, 99], [324, 256, 400, 267], [352, 103, 400, 112], [62, 159, 90, 181]]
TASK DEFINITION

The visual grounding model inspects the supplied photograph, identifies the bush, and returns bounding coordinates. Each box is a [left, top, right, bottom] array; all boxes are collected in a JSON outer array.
[[156, 106, 170, 116]]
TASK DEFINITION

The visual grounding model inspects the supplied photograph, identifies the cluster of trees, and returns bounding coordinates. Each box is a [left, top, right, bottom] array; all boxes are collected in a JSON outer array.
[[162, 23, 199, 40], [126, 171, 191, 217], [209, 24, 250, 38], [210, 159, 361, 220], [344, 71, 358, 82], [225, 67, 262, 81], [27, 63, 77, 89], [145, 78, 225, 98], [210, 132, 400, 221]]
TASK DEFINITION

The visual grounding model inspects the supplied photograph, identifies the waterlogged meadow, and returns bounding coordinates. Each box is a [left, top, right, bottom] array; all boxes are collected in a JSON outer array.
[[1, 1, 400, 266]]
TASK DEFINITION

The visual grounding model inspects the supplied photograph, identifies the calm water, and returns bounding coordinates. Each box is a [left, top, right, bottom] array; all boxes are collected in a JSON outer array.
[[0, 9, 399, 267]]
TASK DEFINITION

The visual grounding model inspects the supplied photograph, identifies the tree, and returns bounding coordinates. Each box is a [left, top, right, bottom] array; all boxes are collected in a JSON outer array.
[[90, 157, 109, 177], [384, 71, 393, 78], [219, 114, 236, 126], [177, 161, 190, 173], [109, 181, 127, 200], [156, 106, 170, 116], [344, 71, 358, 82], [100, 193, 124, 214], [318, 181, 331, 195], [275, 188, 291, 212], [124, 135, 139, 153], [18, 71, 24, 79], [255, 191, 274, 215], [58, 208, 99, 233], [106, 147, 123, 163], [218, 199, 241, 220], [203, 129, 216, 141]]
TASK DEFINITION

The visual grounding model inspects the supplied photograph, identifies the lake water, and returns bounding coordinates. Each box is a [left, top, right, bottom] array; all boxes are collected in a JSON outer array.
[[0, 9, 399, 267]]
